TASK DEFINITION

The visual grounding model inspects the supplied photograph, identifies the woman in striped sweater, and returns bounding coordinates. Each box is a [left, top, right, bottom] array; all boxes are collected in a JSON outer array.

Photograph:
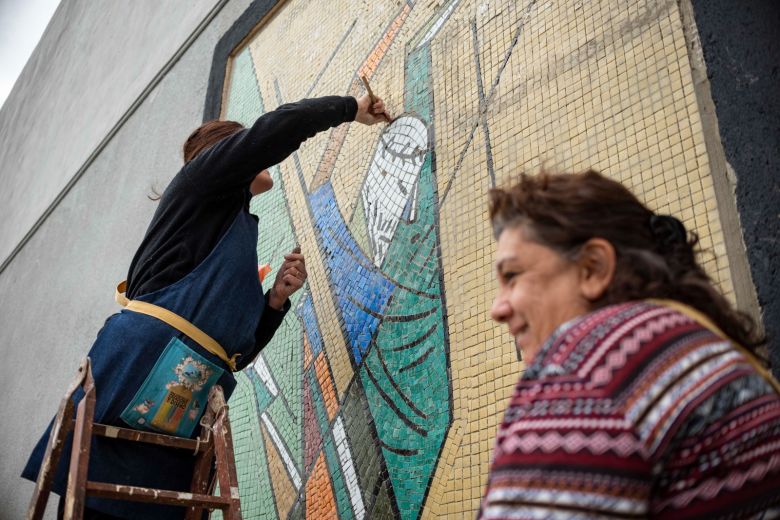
[[479, 170, 780, 519]]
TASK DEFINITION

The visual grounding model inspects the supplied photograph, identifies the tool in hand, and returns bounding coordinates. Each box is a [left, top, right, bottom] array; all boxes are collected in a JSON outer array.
[[260, 245, 301, 284], [360, 75, 392, 123]]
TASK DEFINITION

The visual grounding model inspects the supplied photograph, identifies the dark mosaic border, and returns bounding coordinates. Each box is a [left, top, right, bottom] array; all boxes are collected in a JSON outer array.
[[203, 0, 283, 121]]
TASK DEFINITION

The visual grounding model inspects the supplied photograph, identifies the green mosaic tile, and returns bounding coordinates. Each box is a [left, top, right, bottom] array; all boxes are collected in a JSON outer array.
[[369, 482, 395, 519], [322, 429, 355, 520], [266, 394, 302, 474], [288, 498, 305, 520], [220, 373, 276, 519], [220, 3, 463, 519], [260, 306, 304, 466], [305, 370, 330, 437], [225, 48, 264, 126], [341, 379, 385, 515], [355, 41, 451, 520]]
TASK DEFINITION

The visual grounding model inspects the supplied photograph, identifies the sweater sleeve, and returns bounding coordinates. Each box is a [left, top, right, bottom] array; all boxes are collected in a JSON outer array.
[[234, 291, 291, 371], [184, 96, 358, 194]]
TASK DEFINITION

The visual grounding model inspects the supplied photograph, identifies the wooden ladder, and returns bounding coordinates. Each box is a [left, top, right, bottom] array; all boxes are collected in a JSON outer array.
[[27, 358, 242, 519]]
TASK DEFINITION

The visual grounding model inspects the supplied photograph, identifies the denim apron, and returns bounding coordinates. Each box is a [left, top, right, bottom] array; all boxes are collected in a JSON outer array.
[[22, 208, 263, 519]]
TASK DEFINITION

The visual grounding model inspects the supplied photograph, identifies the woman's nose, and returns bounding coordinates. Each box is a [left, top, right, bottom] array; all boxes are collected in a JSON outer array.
[[491, 295, 511, 323]]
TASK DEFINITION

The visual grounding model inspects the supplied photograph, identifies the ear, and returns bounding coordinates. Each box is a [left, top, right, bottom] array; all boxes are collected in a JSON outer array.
[[576, 238, 616, 302]]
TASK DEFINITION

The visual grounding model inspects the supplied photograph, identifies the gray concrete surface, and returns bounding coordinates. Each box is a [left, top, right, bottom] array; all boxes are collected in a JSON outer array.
[[691, 0, 780, 372], [0, 0, 255, 517], [0, 0, 222, 269]]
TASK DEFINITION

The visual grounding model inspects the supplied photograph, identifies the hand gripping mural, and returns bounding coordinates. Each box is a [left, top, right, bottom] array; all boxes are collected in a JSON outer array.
[[218, 1, 463, 518]]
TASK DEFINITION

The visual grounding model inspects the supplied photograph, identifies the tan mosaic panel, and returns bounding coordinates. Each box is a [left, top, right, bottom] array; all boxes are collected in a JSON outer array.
[[221, 0, 735, 517], [429, 1, 734, 515]]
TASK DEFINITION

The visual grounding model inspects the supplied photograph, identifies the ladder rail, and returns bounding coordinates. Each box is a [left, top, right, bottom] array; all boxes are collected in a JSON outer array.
[[213, 409, 242, 520], [186, 433, 217, 519], [26, 359, 88, 520], [63, 360, 97, 519]]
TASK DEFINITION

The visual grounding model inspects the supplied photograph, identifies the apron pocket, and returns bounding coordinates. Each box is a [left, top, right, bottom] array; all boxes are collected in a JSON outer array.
[[120, 337, 225, 438]]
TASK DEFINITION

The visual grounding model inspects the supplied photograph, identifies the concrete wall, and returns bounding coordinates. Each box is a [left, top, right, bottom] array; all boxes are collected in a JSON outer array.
[[0, 0, 257, 517], [0, 0, 224, 269], [691, 0, 780, 371]]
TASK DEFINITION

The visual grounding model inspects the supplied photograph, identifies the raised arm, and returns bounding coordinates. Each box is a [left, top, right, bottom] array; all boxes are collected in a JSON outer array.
[[183, 94, 389, 194], [183, 96, 355, 193]]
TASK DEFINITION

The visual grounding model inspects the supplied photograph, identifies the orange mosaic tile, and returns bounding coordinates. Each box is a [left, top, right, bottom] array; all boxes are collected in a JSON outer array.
[[306, 452, 338, 519], [314, 352, 339, 421]]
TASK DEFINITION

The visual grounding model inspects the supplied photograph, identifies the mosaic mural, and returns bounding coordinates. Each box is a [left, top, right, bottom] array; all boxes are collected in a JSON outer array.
[[218, 2, 462, 518], [213, 0, 741, 517]]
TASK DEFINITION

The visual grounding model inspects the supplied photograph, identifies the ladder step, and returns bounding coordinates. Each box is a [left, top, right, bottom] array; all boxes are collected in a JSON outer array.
[[27, 361, 241, 519], [85, 481, 231, 509], [91, 423, 203, 452]]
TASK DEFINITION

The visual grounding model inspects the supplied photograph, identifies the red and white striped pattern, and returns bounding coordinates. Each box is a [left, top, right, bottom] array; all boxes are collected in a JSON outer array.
[[479, 301, 780, 519]]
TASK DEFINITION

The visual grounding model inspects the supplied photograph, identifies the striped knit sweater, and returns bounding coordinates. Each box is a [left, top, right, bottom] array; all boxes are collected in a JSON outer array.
[[479, 301, 780, 519]]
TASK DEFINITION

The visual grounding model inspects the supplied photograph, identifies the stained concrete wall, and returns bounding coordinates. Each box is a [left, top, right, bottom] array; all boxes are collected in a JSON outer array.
[[0, 0, 225, 269], [0, 0, 258, 517], [691, 0, 780, 372]]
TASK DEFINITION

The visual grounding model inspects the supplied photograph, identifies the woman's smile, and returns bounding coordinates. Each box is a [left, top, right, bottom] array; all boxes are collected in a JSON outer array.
[[491, 226, 588, 362]]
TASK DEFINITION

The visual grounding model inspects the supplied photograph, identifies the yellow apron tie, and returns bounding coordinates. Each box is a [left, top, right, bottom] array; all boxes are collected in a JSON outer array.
[[648, 298, 780, 395], [115, 280, 240, 372]]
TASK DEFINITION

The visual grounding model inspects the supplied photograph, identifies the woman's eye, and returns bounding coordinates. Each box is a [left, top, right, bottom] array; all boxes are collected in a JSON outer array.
[[502, 272, 519, 283]]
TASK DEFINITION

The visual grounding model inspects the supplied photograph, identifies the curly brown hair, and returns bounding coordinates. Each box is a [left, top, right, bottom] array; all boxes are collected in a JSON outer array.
[[489, 169, 765, 356]]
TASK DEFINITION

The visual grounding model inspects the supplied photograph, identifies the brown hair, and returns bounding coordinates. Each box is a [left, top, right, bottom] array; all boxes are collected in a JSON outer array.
[[489, 169, 765, 355], [182, 120, 244, 163]]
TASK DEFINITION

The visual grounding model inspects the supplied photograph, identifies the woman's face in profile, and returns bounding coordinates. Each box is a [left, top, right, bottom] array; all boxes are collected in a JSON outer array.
[[490, 226, 589, 362]]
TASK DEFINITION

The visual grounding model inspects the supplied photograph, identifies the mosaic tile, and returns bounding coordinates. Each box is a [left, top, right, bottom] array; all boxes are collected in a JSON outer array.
[[218, 0, 739, 517]]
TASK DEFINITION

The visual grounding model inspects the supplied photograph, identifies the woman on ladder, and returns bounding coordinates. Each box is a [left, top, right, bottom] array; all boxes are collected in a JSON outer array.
[[22, 93, 390, 519]]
